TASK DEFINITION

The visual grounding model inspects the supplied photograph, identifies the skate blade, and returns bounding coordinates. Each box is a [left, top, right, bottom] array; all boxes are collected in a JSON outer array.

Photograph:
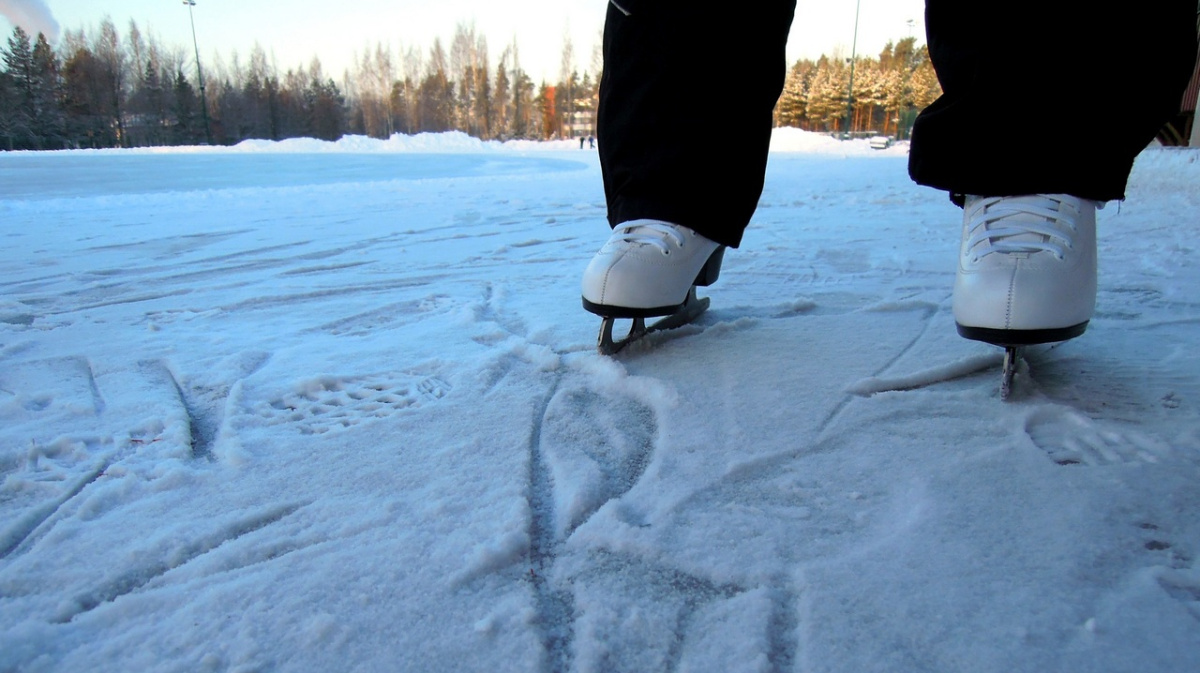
[[1000, 346, 1021, 401], [597, 288, 710, 355]]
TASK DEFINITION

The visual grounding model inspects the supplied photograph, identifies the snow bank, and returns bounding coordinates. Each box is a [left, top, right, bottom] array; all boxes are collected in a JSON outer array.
[[768, 126, 910, 156], [8, 128, 914, 157], [230, 132, 583, 154], [232, 132, 497, 154]]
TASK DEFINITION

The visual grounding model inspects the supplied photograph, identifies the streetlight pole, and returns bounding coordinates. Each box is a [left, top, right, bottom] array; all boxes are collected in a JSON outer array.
[[900, 18, 916, 140], [184, 0, 213, 144], [844, 0, 861, 139]]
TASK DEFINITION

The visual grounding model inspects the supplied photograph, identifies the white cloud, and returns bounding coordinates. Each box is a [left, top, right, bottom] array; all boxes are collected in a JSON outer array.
[[0, 0, 60, 42]]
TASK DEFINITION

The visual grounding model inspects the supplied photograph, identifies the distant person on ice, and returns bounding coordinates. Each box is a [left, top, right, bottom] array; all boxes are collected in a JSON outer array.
[[581, 0, 1198, 374]]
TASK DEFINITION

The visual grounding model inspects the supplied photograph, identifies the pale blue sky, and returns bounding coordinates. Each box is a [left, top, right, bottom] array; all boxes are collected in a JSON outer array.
[[2, 1, 925, 83]]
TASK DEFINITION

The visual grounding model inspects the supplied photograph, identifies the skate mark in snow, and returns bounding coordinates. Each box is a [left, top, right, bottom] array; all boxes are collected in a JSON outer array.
[[308, 296, 455, 337], [0, 339, 36, 361], [0, 313, 35, 326], [524, 374, 575, 673], [146, 236, 403, 286], [1156, 567, 1200, 623], [1026, 322, 1200, 419], [151, 257, 312, 285], [53, 289, 194, 315], [662, 445, 923, 570], [1, 354, 266, 554], [256, 372, 452, 435], [847, 352, 999, 397], [522, 362, 664, 673], [0, 458, 108, 560], [57, 502, 305, 623], [1095, 286, 1165, 321], [469, 282, 530, 346], [817, 302, 939, 433], [0, 271, 73, 291], [82, 229, 254, 258], [280, 261, 372, 276], [0, 358, 112, 557], [0, 357, 213, 557], [155, 361, 209, 461], [765, 584, 803, 673], [115, 360, 206, 460], [1024, 406, 1173, 466], [539, 383, 657, 538], [477, 353, 524, 395], [561, 551, 793, 673], [0, 356, 104, 420], [163, 351, 272, 461], [214, 276, 448, 315]]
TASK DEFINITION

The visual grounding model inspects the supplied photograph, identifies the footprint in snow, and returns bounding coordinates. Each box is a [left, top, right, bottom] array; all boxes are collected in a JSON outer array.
[[1136, 522, 1200, 623], [1024, 405, 1173, 467], [257, 373, 452, 435]]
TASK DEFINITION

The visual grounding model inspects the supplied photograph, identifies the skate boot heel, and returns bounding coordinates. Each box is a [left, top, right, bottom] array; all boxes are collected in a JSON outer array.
[[693, 246, 725, 287]]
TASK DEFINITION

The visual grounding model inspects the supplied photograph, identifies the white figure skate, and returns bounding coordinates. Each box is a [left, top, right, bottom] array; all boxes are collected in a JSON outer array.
[[953, 194, 1098, 398], [582, 219, 725, 354]]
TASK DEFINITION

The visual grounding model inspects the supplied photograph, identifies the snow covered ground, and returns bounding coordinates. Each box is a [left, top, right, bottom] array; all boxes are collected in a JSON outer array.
[[1, 130, 1198, 672]]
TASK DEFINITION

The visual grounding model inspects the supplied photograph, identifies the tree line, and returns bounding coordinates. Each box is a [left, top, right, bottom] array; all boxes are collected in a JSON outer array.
[[0, 18, 938, 151], [776, 37, 942, 138]]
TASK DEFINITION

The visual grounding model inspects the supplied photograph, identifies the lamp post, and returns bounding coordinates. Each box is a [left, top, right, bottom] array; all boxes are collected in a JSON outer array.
[[844, 0, 861, 139], [184, 0, 213, 144], [899, 18, 916, 140]]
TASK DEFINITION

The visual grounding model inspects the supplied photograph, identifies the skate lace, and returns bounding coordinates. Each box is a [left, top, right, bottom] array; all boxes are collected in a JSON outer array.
[[964, 195, 1078, 262], [612, 221, 687, 255]]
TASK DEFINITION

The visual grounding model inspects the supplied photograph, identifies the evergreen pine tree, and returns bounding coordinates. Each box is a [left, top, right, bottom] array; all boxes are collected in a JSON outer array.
[[2, 26, 36, 149], [33, 33, 66, 149], [303, 59, 345, 142], [147, 59, 165, 145], [0, 63, 17, 150], [417, 40, 454, 133], [806, 55, 849, 132], [491, 53, 511, 139], [775, 59, 814, 128], [173, 69, 198, 144]]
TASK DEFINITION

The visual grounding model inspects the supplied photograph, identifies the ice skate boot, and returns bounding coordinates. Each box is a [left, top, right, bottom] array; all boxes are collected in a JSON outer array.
[[582, 219, 725, 354], [953, 194, 1098, 398]]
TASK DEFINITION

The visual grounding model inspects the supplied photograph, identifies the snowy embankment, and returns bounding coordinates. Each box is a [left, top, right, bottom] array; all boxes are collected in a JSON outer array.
[[0, 131, 1198, 672], [5, 126, 901, 156]]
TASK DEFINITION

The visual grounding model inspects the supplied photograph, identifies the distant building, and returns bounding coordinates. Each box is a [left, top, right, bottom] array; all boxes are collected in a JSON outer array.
[[565, 99, 596, 139]]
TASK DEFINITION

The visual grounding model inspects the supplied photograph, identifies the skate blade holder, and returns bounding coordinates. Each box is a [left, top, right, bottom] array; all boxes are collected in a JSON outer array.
[[959, 322, 1088, 401], [597, 288, 710, 355]]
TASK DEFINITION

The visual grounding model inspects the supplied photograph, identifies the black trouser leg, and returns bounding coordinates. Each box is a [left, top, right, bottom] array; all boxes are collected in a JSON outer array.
[[909, 0, 1198, 201], [598, 0, 797, 248]]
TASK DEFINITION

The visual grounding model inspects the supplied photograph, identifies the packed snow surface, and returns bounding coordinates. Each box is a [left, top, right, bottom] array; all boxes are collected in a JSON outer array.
[[1, 129, 1199, 672]]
